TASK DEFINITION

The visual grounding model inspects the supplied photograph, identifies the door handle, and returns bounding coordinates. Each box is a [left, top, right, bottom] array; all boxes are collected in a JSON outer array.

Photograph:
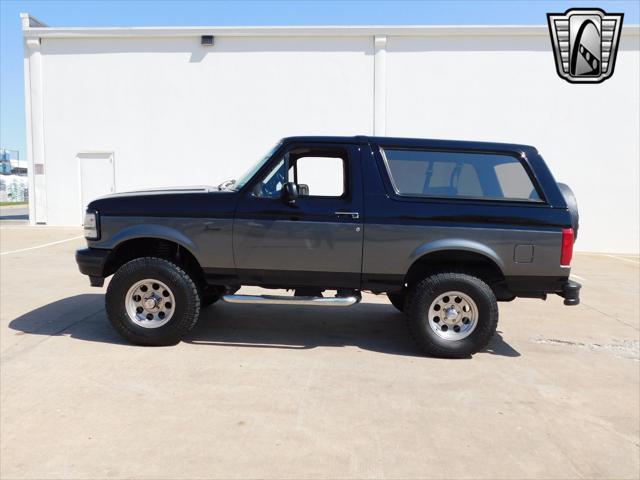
[[335, 211, 360, 219]]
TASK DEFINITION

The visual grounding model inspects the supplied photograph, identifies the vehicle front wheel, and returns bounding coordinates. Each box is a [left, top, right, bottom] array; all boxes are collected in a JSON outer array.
[[405, 273, 498, 358], [106, 257, 201, 346]]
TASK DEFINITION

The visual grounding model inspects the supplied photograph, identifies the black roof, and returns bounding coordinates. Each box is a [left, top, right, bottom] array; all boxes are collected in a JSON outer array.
[[281, 135, 535, 153]]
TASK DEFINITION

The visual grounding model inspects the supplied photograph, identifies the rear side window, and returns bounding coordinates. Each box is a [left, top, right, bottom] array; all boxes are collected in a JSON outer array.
[[380, 148, 540, 201]]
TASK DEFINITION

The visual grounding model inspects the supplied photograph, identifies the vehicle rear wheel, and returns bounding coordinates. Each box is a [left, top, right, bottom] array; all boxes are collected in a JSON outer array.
[[106, 257, 201, 346], [387, 292, 406, 312], [405, 273, 498, 358]]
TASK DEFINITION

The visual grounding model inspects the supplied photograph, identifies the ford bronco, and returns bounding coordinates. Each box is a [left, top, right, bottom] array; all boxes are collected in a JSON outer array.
[[76, 136, 580, 357]]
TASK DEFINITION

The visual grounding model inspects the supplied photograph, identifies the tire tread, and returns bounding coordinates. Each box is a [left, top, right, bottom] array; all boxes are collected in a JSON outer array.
[[405, 272, 498, 358], [105, 257, 201, 346]]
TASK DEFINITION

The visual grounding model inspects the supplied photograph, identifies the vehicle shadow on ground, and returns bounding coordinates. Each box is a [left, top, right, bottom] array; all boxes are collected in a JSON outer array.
[[8, 294, 130, 346], [8, 294, 520, 358]]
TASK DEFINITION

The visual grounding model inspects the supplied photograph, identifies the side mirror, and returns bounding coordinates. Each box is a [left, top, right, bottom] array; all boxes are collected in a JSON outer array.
[[282, 182, 298, 205]]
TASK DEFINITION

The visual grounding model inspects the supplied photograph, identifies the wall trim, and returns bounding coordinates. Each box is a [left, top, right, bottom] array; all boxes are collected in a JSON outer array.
[[19, 17, 640, 40], [373, 35, 387, 136], [23, 33, 47, 224]]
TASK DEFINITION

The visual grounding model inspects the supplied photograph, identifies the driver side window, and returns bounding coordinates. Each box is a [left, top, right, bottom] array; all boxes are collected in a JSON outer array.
[[295, 156, 345, 197], [252, 147, 347, 199]]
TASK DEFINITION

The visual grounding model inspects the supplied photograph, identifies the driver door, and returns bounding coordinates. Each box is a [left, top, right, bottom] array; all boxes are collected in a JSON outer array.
[[233, 143, 364, 288]]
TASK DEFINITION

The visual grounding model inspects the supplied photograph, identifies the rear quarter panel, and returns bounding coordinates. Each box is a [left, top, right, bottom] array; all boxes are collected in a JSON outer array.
[[362, 141, 573, 285]]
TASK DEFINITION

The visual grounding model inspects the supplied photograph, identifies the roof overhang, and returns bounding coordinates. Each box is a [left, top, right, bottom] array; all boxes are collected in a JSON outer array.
[[19, 14, 640, 40]]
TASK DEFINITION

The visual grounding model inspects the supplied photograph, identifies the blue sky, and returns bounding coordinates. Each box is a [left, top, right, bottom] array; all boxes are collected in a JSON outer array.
[[2, 0, 639, 158]]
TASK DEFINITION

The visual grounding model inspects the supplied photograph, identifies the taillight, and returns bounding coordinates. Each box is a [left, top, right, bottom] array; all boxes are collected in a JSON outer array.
[[561, 228, 574, 266]]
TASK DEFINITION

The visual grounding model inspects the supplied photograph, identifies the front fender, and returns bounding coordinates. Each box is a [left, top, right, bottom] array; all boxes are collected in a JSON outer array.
[[92, 222, 200, 259]]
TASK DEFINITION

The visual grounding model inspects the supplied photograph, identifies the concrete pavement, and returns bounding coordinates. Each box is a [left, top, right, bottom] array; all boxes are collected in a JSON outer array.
[[1, 226, 638, 479]]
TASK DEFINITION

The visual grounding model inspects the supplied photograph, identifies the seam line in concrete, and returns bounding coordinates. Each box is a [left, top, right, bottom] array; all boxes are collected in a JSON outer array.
[[602, 254, 640, 265], [581, 302, 640, 332], [0, 235, 83, 256]]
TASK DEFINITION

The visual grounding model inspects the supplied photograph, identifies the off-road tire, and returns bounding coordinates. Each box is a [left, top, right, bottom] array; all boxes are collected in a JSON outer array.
[[106, 257, 201, 346], [405, 273, 498, 358], [387, 292, 406, 312]]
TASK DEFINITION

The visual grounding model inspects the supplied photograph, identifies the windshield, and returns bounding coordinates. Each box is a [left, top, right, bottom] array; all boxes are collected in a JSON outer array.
[[232, 141, 282, 190]]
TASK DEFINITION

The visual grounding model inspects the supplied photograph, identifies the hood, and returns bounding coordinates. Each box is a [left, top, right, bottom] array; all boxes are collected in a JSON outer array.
[[87, 185, 238, 218], [97, 185, 219, 199]]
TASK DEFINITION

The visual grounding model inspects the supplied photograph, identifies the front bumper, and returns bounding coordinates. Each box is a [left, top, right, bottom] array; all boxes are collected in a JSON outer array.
[[558, 279, 581, 306], [76, 248, 110, 287]]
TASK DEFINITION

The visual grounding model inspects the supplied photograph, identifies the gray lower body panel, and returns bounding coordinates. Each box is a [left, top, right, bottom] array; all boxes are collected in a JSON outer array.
[[233, 219, 363, 274], [362, 223, 567, 279]]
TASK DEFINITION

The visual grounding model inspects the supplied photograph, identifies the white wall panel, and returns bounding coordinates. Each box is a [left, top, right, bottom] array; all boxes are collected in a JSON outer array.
[[27, 27, 640, 253], [40, 36, 374, 224], [386, 35, 640, 253]]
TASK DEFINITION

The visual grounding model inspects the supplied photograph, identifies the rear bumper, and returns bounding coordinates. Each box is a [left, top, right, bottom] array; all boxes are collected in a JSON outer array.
[[76, 248, 110, 287], [502, 275, 581, 305]]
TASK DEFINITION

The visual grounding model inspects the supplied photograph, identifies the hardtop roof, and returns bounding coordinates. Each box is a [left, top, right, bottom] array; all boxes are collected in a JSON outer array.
[[281, 135, 536, 152]]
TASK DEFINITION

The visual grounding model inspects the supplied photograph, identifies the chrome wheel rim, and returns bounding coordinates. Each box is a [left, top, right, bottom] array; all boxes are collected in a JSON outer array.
[[428, 291, 478, 341], [125, 279, 175, 329]]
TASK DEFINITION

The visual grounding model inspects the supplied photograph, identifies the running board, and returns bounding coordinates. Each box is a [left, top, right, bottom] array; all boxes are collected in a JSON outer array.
[[222, 294, 360, 307]]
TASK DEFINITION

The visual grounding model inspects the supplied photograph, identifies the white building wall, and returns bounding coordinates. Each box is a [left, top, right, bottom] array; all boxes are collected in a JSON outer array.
[[38, 35, 374, 225], [385, 34, 640, 254], [22, 20, 640, 253]]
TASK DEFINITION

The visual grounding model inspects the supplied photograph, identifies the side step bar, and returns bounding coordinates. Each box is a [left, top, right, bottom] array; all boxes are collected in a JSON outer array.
[[222, 294, 360, 307]]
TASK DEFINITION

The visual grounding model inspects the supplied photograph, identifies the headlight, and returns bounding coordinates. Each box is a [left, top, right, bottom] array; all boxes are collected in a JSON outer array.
[[84, 210, 100, 240]]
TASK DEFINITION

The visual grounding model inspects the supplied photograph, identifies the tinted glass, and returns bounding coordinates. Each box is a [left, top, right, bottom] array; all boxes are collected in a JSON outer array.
[[252, 150, 347, 199], [234, 141, 282, 190], [252, 159, 286, 198], [381, 148, 540, 201]]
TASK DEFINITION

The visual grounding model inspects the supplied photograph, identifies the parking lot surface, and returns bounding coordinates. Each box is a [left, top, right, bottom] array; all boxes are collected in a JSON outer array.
[[0, 205, 29, 224], [1, 226, 638, 479]]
